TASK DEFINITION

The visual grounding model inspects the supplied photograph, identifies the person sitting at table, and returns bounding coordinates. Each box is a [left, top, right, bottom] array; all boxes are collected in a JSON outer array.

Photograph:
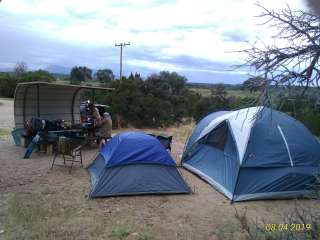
[[97, 112, 112, 147], [88, 103, 102, 126]]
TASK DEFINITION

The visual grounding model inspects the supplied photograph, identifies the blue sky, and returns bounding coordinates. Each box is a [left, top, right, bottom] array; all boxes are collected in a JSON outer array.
[[0, 0, 308, 83]]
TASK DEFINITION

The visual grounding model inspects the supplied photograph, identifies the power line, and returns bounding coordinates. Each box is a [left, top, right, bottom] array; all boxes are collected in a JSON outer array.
[[115, 42, 130, 80]]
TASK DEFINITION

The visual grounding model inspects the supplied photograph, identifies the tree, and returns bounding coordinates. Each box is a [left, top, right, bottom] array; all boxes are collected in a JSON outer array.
[[242, 77, 267, 93], [109, 74, 145, 127], [70, 66, 92, 83], [211, 84, 227, 101], [14, 62, 28, 75], [144, 71, 187, 99], [22, 70, 55, 82], [238, 4, 320, 136], [144, 71, 190, 123], [95, 69, 115, 83], [240, 4, 320, 99], [0, 73, 16, 97], [105, 71, 198, 127], [0, 70, 55, 98]]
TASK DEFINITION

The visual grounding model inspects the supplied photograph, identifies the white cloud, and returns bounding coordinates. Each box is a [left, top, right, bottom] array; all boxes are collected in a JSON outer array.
[[0, 0, 310, 82]]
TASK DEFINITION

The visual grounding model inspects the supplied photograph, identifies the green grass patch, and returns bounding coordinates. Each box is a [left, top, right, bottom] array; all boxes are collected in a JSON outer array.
[[189, 87, 257, 98], [0, 128, 10, 139], [8, 195, 50, 225], [3, 194, 75, 239], [227, 89, 258, 98], [0, 97, 14, 101], [2, 193, 106, 240], [1, 190, 151, 240], [138, 232, 156, 240], [110, 226, 131, 240]]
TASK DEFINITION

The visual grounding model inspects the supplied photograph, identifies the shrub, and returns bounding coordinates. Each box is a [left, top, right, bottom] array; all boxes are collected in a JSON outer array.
[[0, 71, 55, 98]]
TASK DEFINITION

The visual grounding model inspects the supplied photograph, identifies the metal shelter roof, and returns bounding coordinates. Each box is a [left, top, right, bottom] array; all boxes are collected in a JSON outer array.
[[14, 82, 113, 128]]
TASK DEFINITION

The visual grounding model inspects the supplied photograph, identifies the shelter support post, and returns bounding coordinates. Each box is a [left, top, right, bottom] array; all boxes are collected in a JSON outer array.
[[91, 89, 95, 103], [71, 87, 82, 124], [22, 85, 31, 124], [37, 84, 40, 117]]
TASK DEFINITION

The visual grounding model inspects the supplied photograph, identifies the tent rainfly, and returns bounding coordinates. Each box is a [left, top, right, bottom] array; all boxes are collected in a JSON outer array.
[[14, 82, 113, 129], [182, 107, 320, 202], [88, 131, 191, 197]]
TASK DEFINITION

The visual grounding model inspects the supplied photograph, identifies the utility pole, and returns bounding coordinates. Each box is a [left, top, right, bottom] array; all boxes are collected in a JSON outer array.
[[115, 42, 130, 80]]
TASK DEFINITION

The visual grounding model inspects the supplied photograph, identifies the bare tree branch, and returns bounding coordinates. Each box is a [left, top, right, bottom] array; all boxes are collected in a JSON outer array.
[[238, 3, 320, 100]]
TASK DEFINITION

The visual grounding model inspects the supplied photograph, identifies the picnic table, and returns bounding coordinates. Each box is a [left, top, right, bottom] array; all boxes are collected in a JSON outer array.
[[47, 125, 100, 146], [24, 125, 100, 158]]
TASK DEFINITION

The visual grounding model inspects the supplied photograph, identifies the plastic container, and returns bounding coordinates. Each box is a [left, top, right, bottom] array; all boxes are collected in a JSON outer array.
[[11, 128, 23, 146]]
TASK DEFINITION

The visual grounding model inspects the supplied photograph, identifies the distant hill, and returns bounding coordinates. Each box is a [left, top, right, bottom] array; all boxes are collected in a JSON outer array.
[[0, 65, 71, 75], [45, 65, 102, 78], [51, 73, 69, 80], [45, 65, 71, 74], [0, 67, 13, 73], [187, 82, 242, 90]]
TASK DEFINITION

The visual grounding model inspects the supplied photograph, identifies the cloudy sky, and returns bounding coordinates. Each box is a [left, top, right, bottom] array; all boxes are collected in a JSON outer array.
[[0, 0, 309, 83]]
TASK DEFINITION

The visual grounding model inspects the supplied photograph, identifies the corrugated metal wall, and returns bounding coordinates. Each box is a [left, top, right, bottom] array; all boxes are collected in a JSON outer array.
[[14, 85, 25, 128], [14, 84, 81, 128]]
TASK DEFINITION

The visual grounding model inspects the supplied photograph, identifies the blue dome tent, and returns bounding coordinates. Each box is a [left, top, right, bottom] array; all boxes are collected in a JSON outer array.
[[182, 107, 320, 201], [88, 131, 190, 197]]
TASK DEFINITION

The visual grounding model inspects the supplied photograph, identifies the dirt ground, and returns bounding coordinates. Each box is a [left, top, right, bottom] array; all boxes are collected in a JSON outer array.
[[0, 99, 14, 130], [0, 99, 319, 240]]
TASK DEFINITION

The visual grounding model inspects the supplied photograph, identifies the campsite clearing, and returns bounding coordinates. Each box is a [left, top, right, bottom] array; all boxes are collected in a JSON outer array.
[[0, 100, 319, 240]]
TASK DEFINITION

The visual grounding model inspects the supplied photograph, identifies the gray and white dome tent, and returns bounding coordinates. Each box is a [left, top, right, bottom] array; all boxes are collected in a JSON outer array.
[[182, 107, 320, 202]]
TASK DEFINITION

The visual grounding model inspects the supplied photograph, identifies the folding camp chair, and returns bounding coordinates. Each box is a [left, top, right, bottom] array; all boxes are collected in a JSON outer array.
[[50, 136, 83, 173]]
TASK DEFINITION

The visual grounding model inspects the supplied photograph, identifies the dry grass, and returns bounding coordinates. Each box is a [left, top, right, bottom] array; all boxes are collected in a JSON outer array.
[[189, 87, 258, 98], [0, 123, 194, 240], [1, 187, 157, 240], [1, 122, 319, 240], [2, 191, 97, 239]]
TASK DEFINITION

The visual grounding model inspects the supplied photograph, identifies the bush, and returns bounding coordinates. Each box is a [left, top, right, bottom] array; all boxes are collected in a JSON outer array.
[[70, 66, 92, 83], [79, 71, 320, 135], [106, 72, 199, 128], [0, 70, 55, 98], [279, 96, 320, 136], [0, 73, 17, 98], [21, 70, 55, 83]]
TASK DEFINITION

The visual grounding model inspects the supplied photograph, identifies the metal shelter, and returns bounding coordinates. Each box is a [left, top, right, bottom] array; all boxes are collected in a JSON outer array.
[[14, 82, 113, 129]]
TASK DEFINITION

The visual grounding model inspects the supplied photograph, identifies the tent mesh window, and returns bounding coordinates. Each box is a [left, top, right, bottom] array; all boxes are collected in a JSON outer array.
[[204, 121, 228, 151]]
